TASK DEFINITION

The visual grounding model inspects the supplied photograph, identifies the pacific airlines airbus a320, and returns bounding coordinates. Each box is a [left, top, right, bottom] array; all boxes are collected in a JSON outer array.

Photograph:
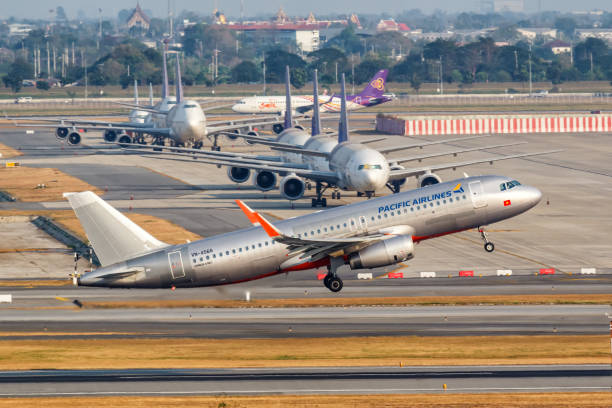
[[67, 174, 541, 292]]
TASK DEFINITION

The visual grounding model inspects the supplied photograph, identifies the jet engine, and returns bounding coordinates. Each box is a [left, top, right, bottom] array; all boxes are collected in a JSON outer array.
[[67, 131, 82, 146], [272, 124, 284, 134], [56, 127, 69, 140], [348, 235, 414, 269], [227, 167, 250, 183], [226, 130, 240, 140], [104, 129, 118, 143], [253, 170, 277, 191], [417, 171, 442, 187], [245, 130, 258, 145], [118, 134, 132, 147], [279, 174, 305, 200]]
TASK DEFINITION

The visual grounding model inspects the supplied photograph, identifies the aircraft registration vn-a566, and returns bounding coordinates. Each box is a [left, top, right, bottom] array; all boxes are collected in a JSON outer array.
[[66, 174, 541, 292]]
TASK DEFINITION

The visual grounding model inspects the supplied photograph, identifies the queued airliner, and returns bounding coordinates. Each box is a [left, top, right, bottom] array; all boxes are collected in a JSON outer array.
[[231, 69, 395, 115], [67, 174, 541, 292]]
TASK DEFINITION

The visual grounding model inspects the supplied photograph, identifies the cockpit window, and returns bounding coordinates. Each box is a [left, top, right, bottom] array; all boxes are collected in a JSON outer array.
[[500, 180, 521, 191], [358, 164, 382, 170], [184, 104, 198, 108]]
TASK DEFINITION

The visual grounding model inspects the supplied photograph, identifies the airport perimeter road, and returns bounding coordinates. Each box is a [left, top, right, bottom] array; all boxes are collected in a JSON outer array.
[[1, 305, 610, 339], [0, 365, 609, 397]]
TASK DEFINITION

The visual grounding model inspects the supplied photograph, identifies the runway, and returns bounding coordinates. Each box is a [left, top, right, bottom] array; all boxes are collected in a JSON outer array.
[[0, 365, 609, 397], [1, 305, 610, 339]]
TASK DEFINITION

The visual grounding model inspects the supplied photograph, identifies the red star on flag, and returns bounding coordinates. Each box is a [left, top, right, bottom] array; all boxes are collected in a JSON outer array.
[[503, 200, 511, 206]]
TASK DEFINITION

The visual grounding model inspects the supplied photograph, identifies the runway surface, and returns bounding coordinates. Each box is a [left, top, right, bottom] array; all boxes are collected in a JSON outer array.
[[1, 305, 610, 339], [0, 365, 609, 397]]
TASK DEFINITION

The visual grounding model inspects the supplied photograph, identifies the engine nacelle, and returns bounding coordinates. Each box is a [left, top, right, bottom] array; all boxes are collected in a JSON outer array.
[[67, 131, 81, 145], [104, 129, 118, 143], [56, 127, 69, 140], [118, 134, 132, 147], [272, 124, 284, 134], [227, 167, 250, 183], [245, 130, 258, 145], [294, 124, 304, 131], [348, 235, 414, 269], [279, 174, 305, 201], [253, 170, 277, 191], [417, 172, 442, 187], [390, 164, 407, 190], [226, 130, 240, 140]]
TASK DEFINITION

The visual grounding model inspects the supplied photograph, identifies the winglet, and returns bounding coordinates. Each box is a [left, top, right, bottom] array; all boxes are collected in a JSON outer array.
[[235, 200, 280, 237], [311, 69, 321, 136], [235, 199, 259, 226], [283, 65, 292, 131]]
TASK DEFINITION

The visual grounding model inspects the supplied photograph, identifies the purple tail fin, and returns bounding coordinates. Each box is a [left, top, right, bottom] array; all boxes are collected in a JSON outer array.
[[358, 69, 388, 98]]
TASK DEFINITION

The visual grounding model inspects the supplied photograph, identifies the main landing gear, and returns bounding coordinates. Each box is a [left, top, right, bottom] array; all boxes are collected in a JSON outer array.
[[479, 227, 495, 252], [323, 257, 344, 292], [311, 182, 328, 207]]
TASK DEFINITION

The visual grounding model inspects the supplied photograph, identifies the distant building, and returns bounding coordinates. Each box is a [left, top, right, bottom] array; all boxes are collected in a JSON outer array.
[[227, 22, 320, 52], [516, 27, 557, 40], [576, 29, 612, 43], [126, 3, 150, 32], [545, 40, 571, 54], [8, 23, 34, 37], [376, 19, 410, 33]]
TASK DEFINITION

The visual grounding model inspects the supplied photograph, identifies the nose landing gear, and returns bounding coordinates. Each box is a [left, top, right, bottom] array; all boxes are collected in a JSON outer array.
[[479, 227, 495, 252]]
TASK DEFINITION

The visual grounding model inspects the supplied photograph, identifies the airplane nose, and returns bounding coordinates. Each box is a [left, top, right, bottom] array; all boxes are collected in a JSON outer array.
[[524, 186, 542, 208]]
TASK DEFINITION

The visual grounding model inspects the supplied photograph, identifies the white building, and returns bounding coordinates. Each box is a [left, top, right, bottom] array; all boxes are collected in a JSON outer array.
[[576, 29, 612, 43], [516, 27, 557, 40], [8, 24, 33, 37]]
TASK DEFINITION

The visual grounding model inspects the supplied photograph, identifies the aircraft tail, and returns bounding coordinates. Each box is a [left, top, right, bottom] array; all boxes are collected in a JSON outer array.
[[359, 69, 388, 98], [133, 79, 139, 105], [311, 69, 321, 136], [283, 65, 292, 130], [63, 191, 168, 267], [338, 74, 349, 143], [175, 54, 183, 103], [149, 82, 154, 106], [161, 46, 169, 100]]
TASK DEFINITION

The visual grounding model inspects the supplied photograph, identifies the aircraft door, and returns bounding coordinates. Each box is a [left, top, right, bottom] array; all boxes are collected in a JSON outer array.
[[168, 251, 185, 279], [468, 181, 487, 208]]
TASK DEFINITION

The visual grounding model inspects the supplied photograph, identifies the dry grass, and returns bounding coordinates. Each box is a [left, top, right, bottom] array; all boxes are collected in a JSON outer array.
[[0, 142, 23, 159], [0, 166, 103, 202], [0, 209, 201, 245], [0, 335, 607, 370], [2, 393, 612, 408], [0, 279, 69, 287], [81, 293, 612, 309]]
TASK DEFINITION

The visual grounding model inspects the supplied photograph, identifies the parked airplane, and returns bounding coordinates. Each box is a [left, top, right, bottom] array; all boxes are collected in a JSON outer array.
[[66, 173, 542, 292], [13, 51, 287, 148], [124, 70, 556, 207], [232, 69, 394, 116]]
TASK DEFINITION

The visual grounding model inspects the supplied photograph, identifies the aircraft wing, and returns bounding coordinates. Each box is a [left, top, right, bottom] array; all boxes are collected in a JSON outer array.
[[114, 102, 166, 115], [120, 142, 284, 163], [378, 135, 486, 154], [131, 149, 340, 184], [388, 150, 563, 181], [12, 122, 167, 135], [235, 200, 384, 263], [388, 142, 527, 165]]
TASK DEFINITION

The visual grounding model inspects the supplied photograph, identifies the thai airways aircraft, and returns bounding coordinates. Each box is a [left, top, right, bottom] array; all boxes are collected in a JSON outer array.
[[66, 173, 541, 292], [232, 69, 394, 115], [124, 69, 557, 207]]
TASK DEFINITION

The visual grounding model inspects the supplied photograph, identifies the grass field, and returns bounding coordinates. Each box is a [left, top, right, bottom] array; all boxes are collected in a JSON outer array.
[[0, 335, 607, 370], [1, 393, 612, 408], [0, 142, 23, 159], [80, 293, 612, 309]]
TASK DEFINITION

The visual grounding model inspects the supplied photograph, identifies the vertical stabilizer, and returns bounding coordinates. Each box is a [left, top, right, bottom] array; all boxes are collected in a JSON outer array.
[[358, 69, 388, 98], [161, 47, 169, 99], [133, 79, 139, 105], [283, 65, 292, 130], [64, 192, 167, 266], [338, 74, 349, 143], [149, 82, 154, 106], [311, 69, 321, 136], [175, 54, 183, 103]]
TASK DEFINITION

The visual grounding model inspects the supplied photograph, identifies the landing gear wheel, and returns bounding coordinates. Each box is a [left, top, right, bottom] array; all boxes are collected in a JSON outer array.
[[336, 192, 341, 199], [323, 275, 331, 288], [193, 141, 203, 149], [327, 276, 343, 292], [331, 191, 336, 199], [484, 242, 495, 253]]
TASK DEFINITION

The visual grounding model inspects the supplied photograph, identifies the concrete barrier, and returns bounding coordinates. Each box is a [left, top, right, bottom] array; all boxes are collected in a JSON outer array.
[[357, 272, 373, 280], [0, 294, 12, 303], [388, 272, 404, 279], [420, 271, 436, 278], [580, 268, 597, 275], [497, 269, 513, 276], [539, 268, 555, 275], [459, 270, 474, 277]]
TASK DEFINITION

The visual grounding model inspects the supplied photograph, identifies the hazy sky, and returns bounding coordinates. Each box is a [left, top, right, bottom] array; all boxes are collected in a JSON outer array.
[[2, 0, 610, 20]]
